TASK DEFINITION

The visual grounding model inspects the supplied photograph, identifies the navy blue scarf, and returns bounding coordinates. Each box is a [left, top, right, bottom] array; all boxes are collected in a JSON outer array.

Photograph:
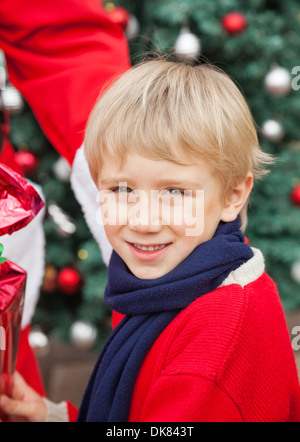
[[77, 218, 253, 422]]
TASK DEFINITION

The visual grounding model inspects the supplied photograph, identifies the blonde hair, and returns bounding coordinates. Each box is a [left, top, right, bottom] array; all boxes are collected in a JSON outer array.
[[84, 59, 273, 230]]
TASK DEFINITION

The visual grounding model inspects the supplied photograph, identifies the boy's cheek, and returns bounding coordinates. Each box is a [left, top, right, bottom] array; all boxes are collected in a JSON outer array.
[[179, 194, 205, 237], [99, 198, 128, 228], [102, 223, 120, 251]]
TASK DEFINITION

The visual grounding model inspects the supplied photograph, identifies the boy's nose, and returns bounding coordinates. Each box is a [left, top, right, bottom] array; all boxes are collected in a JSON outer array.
[[127, 210, 163, 233], [128, 219, 163, 234], [127, 192, 162, 233]]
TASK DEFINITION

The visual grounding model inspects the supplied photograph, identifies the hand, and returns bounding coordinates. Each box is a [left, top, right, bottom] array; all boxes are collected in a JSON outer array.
[[0, 371, 47, 422]]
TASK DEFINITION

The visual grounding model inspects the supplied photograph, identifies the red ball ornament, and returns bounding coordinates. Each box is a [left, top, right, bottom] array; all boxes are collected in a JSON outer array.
[[291, 185, 300, 207], [107, 6, 129, 30], [57, 267, 82, 295], [222, 12, 248, 35], [15, 151, 39, 175]]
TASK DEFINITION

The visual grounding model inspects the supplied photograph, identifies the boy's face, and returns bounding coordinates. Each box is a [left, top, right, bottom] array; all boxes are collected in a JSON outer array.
[[97, 152, 230, 280]]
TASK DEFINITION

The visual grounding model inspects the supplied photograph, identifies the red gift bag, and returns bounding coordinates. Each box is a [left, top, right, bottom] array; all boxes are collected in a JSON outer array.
[[0, 163, 43, 415], [0, 258, 26, 397]]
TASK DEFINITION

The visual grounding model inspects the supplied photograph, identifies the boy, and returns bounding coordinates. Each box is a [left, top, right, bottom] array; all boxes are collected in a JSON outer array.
[[1, 59, 300, 422]]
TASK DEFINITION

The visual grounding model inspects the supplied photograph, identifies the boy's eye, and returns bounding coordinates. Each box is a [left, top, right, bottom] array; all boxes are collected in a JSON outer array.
[[112, 185, 133, 193], [165, 188, 184, 196]]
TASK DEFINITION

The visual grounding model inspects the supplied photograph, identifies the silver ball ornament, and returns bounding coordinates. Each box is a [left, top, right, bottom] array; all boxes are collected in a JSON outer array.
[[261, 119, 284, 142], [174, 27, 201, 60], [291, 260, 300, 285], [0, 66, 6, 90], [264, 66, 291, 97], [125, 14, 139, 40], [47, 201, 76, 237], [53, 157, 72, 182], [0, 85, 24, 114], [29, 328, 51, 357], [70, 321, 97, 350]]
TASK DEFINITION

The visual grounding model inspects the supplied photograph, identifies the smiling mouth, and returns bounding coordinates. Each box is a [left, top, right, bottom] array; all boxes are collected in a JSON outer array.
[[128, 242, 171, 252], [127, 242, 172, 262], [133, 243, 168, 252]]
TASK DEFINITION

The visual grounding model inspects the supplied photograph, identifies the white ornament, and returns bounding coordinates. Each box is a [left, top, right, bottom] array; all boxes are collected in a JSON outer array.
[[291, 260, 300, 285], [125, 14, 139, 40], [0, 66, 6, 90], [0, 49, 7, 90], [29, 328, 50, 357], [48, 201, 76, 237], [0, 85, 24, 114], [264, 66, 291, 96], [70, 321, 97, 350], [174, 27, 201, 60], [261, 119, 284, 142], [53, 157, 72, 182]]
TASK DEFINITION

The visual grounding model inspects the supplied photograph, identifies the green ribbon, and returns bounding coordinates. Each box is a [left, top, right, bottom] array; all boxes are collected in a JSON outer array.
[[0, 244, 7, 264]]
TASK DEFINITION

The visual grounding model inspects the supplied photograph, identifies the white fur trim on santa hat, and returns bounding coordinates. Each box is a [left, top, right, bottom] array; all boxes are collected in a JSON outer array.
[[70, 144, 113, 267], [1, 182, 46, 329]]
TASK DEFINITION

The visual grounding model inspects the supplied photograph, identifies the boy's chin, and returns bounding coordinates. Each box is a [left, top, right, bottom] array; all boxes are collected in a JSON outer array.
[[129, 264, 173, 281]]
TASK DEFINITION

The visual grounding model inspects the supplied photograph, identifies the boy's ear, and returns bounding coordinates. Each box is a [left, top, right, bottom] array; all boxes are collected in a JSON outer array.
[[220, 173, 253, 223]]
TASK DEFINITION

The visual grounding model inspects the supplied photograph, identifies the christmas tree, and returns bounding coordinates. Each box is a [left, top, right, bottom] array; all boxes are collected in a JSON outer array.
[[1, 0, 300, 350]]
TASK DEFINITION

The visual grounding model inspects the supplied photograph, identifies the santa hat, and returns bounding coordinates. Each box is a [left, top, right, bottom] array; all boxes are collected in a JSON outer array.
[[0, 0, 130, 324], [0, 0, 130, 164]]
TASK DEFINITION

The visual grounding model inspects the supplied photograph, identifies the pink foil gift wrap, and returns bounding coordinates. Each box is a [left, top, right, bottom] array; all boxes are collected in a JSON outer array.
[[0, 162, 44, 412], [0, 163, 44, 236], [0, 259, 26, 398]]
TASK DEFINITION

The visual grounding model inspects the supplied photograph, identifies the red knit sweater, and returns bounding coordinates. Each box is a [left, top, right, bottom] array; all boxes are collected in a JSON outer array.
[[67, 248, 300, 422]]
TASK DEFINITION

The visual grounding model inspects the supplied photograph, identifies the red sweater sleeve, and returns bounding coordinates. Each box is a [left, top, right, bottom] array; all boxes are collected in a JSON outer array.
[[66, 401, 79, 422], [0, 0, 130, 164], [138, 374, 242, 422]]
